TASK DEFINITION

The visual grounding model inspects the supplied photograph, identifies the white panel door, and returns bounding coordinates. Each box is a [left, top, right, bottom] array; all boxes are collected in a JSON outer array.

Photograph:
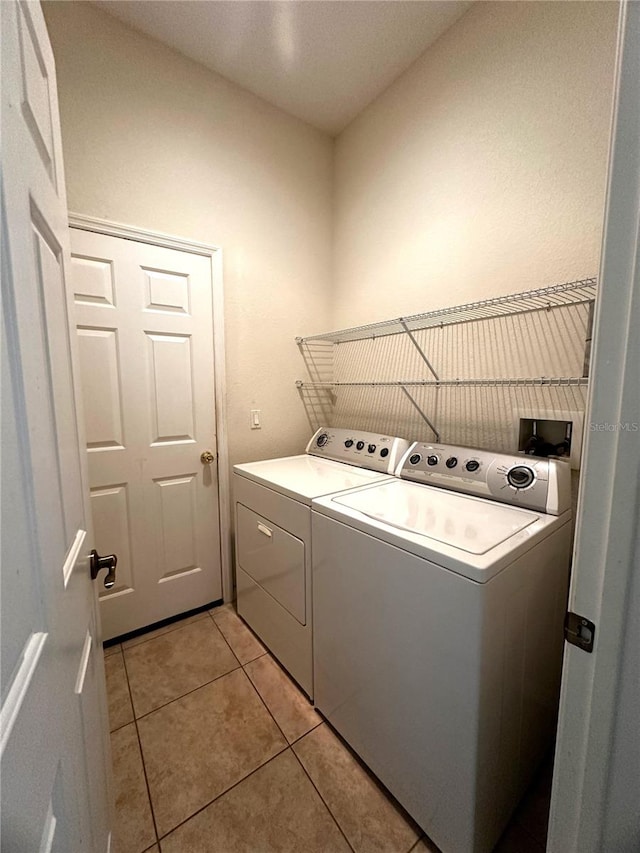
[[1, 2, 111, 851], [549, 3, 640, 851], [70, 229, 223, 640]]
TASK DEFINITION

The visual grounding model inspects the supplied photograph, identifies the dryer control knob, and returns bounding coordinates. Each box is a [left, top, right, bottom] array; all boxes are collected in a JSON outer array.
[[316, 433, 329, 447], [356, 440, 365, 450], [427, 455, 439, 466], [344, 439, 354, 448], [445, 457, 458, 469], [409, 453, 422, 465]]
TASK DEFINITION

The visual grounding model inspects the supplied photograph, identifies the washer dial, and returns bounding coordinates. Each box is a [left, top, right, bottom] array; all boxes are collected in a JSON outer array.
[[507, 465, 535, 489]]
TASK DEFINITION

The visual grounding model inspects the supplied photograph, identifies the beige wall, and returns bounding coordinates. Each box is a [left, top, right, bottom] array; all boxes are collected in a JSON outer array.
[[45, 1, 618, 467], [333, 1, 618, 327], [44, 1, 333, 470]]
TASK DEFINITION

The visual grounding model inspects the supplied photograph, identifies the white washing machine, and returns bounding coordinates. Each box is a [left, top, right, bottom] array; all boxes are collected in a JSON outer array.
[[233, 427, 410, 697], [312, 441, 572, 853]]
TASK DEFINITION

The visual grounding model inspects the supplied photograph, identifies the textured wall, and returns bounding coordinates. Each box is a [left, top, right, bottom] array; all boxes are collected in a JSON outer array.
[[332, 1, 618, 328], [45, 0, 618, 469], [314, 1, 619, 455], [44, 1, 333, 473]]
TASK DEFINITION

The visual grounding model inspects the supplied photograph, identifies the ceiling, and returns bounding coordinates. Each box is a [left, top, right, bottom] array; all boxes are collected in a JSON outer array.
[[92, 1, 472, 135]]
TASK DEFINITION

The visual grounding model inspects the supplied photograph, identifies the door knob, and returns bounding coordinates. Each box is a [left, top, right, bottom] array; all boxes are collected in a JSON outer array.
[[90, 549, 117, 589], [201, 450, 215, 464]]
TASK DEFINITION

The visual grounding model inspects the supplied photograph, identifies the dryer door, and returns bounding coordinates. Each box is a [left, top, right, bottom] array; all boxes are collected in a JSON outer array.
[[237, 503, 306, 624]]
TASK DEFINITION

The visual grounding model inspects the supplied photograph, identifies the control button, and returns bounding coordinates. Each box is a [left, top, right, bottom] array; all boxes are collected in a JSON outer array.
[[344, 439, 354, 448], [409, 453, 422, 465], [465, 460, 480, 472], [507, 465, 535, 489], [380, 448, 389, 458], [367, 444, 376, 454], [316, 433, 329, 448], [356, 440, 365, 451], [427, 455, 439, 466], [445, 457, 458, 469]]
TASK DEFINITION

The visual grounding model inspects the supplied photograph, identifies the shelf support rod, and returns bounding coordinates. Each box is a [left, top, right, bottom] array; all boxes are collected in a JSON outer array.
[[400, 385, 440, 442], [399, 319, 440, 380], [582, 300, 595, 378]]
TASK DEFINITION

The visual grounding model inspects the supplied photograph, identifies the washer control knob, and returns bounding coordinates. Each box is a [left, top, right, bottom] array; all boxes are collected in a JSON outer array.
[[380, 448, 389, 458], [465, 460, 480, 472], [409, 453, 422, 465], [367, 444, 376, 454], [356, 440, 365, 451], [344, 439, 354, 448], [427, 455, 439, 466], [445, 456, 458, 469], [507, 465, 535, 489], [316, 433, 329, 448]]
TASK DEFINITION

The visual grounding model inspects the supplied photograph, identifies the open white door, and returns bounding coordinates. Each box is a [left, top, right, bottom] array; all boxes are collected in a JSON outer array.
[[1, 2, 112, 850], [548, 2, 640, 851]]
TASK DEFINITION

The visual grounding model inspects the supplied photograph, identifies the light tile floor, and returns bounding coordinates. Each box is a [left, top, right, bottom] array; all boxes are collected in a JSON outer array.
[[104, 605, 551, 853]]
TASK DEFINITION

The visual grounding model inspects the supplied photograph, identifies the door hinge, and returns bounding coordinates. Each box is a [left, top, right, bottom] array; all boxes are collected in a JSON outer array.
[[564, 611, 596, 653]]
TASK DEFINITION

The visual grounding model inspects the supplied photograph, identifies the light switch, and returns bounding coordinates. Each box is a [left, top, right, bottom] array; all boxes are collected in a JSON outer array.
[[250, 409, 261, 429]]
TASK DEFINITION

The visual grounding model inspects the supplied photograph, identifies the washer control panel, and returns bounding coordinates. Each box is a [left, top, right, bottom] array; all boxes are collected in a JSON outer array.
[[399, 442, 571, 515], [306, 427, 410, 474]]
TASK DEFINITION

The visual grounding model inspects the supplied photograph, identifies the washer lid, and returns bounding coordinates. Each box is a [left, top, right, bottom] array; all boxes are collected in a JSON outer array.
[[234, 455, 392, 503], [332, 480, 539, 555]]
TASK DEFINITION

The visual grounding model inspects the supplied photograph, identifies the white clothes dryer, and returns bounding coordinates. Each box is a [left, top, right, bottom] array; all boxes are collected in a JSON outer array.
[[233, 427, 410, 697], [312, 441, 572, 853]]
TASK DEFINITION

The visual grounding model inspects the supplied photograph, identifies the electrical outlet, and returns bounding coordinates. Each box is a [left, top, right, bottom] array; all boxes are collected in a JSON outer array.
[[250, 409, 261, 429]]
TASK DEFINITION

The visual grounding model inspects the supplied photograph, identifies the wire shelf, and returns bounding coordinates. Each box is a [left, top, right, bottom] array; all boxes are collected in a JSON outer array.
[[296, 377, 590, 389], [296, 277, 597, 344]]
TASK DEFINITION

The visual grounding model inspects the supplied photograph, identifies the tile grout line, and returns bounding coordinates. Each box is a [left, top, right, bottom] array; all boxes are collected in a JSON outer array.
[[205, 608, 244, 669], [208, 607, 269, 667], [292, 717, 424, 853], [120, 648, 161, 849], [236, 650, 358, 853], [116, 610, 326, 848], [288, 745, 357, 853], [149, 639, 323, 841], [123, 616, 245, 722], [241, 661, 294, 746], [154, 745, 291, 844], [288, 718, 323, 746], [240, 654, 323, 748], [122, 611, 285, 846]]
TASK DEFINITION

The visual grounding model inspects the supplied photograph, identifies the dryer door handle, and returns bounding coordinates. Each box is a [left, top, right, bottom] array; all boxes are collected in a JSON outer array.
[[257, 523, 272, 538]]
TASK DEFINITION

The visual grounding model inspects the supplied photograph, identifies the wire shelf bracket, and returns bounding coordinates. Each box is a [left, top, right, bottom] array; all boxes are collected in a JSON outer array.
[[400, 386, 440, 441], [399, 318, 440, 381]]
